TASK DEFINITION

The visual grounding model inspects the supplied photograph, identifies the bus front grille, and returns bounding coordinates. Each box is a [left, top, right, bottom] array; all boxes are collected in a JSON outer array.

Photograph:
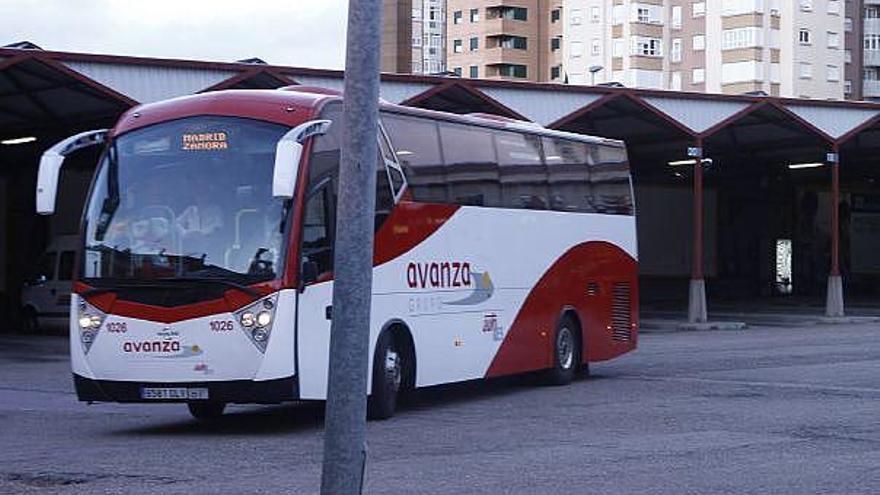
[[611, 282, 632, 342]]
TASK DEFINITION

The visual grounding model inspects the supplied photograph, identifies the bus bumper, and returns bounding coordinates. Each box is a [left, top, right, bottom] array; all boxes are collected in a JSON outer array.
[[73, 374, 299, 404]]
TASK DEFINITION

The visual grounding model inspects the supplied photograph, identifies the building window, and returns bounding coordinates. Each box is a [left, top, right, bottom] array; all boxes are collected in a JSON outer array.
[[612, 39, 624, 57], [799, 62, 812, 79], [845, 49, 852, 63], [570, 41, 584, 58], [827, 31, 840, 49], [612, 5, 625, 25], [591, 6, 600, 22], [671, 71, 682, 90], [453, 67, 463, 77], [828, 0, 840, 15], [692, 68, 705, 84], [692, 34, 706, 51], [692, 2, 706, 17], [637, 7, 650, 23], [591, 38, 601, 55], [722, 27, 762, 50], [470, 65, 479, 78], [671, 38, 682, 63], [633, 37, 663, 57], [827, 65, 840, 81], [470, 8, 480, 22], [799, 0, 812, 11], [799, 29, 811, 45], [844, 80, 852, 94], [412, 35, 422, 47], [551, 8, 561, 22], [571, 9, 582, 25], [470, 37, 479, 51], [866, 34, 880, 51], [500, 35, 528, 50], [492, 7, 528, 21], [672, 6, 682, 28], [551, 37, 561, 51], [551, 65, 561, 80], [498, 64, 528, 78], [453, 39, 463, 53], [453, 10, 462, 24], [845, 18, 853, 32]]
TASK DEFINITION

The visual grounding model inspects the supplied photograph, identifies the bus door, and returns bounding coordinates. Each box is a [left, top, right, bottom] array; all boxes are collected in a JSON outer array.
[[296, 178, 337, 400]]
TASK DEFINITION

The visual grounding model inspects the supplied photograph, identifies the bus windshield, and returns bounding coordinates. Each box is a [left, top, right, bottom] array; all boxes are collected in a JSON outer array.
[[81, 116, 290, 285]]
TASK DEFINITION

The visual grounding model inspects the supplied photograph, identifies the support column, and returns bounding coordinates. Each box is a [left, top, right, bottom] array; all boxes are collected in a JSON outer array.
[[688, 142, 708, 323], [826, 147, 845, 317]]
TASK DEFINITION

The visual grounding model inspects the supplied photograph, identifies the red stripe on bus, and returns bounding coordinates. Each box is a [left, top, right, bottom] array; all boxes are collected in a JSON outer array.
[[485, 241, 638, 378], [373, 201, 459, 267]]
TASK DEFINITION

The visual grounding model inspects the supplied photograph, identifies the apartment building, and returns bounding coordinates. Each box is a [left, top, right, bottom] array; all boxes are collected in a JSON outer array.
[[382, 0, 447, 75], [446, 0, 564, 81], [563, 0, 846, 99], [862, 0, 880, 100]]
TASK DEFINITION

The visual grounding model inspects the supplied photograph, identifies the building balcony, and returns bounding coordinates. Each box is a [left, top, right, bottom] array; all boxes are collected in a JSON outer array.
[[866, 0, 880, 5], [865, 49, 880, 67], [863, 79, 880, 97], [865, 18, 880, 35]]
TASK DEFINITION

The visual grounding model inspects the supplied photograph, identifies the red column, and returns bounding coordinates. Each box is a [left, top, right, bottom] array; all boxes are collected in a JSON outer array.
[[692, 141, 704, 281], [830, 145, 840, 277]]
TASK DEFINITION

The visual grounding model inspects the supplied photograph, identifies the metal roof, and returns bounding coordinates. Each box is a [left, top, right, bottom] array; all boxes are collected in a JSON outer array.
[[3, 46, 880, 155]]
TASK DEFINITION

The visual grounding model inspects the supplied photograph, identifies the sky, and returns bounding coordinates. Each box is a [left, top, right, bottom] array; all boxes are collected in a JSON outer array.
[[0, 0, 350, 69]]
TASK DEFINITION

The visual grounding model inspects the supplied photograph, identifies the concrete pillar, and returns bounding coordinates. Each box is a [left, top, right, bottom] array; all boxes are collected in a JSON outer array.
[[689, 278, 708, 323]]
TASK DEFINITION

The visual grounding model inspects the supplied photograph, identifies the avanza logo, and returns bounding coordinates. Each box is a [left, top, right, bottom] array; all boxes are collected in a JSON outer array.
[[123, 341, 181, 353], [406, 261, 472, 289]]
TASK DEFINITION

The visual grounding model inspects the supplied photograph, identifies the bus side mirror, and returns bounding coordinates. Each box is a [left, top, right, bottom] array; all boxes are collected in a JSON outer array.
[[272, 119, 332, 199], [37, 129, 108, 215]]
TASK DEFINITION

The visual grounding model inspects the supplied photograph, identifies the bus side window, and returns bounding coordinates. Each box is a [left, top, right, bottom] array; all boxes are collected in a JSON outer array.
[[495, 131, 546, 209], [380, 113, 444, 203], [438, 122, 499, 207], [544, 137, 593, 213], [301, 184, 335, 278]]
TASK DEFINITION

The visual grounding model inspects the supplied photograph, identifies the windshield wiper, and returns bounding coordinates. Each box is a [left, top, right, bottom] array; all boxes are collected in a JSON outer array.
[[155, 277, 260, 297]]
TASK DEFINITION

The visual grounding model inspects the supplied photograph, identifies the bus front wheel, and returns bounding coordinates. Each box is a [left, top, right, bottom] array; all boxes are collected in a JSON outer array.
[[187, 401, 226, 420], [368, 331, 402, 420]]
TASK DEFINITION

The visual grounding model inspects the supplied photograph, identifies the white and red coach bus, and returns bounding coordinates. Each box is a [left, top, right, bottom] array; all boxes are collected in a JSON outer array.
[[36, 87, 638, 419]]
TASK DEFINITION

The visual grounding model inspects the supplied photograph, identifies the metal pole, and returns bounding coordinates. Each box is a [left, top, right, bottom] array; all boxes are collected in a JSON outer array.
[[826, 146, 844, 317], [320, 0, 382, 492], [688, 141, 708, 323]]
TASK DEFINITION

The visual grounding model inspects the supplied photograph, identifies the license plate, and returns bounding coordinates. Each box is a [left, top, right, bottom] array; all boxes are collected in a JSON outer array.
[[141, 387, 209, 400]]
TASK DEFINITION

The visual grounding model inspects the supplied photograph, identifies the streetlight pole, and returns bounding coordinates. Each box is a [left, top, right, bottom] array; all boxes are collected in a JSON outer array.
[[320, 0, 382, 493]]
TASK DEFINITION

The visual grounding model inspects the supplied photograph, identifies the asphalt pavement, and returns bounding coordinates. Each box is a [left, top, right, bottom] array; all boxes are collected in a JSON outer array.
[[2, 321, 880, 494]]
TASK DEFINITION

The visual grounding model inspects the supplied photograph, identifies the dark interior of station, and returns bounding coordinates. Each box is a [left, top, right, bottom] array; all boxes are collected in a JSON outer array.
[[1, 57, 878, 332]]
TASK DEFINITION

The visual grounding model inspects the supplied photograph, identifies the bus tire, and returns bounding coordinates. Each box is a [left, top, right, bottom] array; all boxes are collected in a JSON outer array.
[[368, 331, 402, 420], [187, 401, 226, 420], [544, 315, 580, 386]]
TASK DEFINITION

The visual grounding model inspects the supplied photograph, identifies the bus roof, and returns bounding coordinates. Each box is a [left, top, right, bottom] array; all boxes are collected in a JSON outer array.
[[113, 87, 625, 149]]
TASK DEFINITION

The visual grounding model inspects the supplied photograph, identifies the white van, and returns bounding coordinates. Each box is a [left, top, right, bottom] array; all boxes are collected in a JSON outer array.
[[20, 235, 79, 332]]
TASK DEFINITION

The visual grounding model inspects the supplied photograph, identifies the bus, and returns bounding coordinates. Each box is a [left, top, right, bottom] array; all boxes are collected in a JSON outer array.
[[36, 87, 638, 420]]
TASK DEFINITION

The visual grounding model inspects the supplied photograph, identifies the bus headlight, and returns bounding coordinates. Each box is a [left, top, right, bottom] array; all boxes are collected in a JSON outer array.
[[76, 301, 106, 354], [234, 295, 278, 353]]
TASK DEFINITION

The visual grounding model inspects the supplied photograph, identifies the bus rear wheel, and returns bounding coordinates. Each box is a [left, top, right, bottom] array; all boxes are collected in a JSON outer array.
[[368, 331, 402, 420], [544, 315, 580, 386], [187, 401, 226, 420]]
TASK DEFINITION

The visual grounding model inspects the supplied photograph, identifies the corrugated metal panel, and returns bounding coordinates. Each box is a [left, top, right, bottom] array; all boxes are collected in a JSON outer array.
[[784, 104, 880, 139], [479, 86, 602, 126], [379, 81, 435, 104], [291, 75, 345, 93], [63, 61, 238, 103], [641, 96, 750, 134]]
